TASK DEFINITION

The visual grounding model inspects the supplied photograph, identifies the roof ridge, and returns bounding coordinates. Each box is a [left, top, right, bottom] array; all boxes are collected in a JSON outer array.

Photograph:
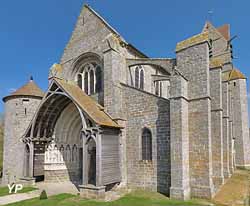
[[84, 5, 125, 42], [83, 5, 148, 58]]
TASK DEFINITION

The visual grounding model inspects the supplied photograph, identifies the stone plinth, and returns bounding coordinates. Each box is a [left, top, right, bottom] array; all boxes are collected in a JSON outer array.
[[79, 185, 106, 200], [19, 177, 36, 186]]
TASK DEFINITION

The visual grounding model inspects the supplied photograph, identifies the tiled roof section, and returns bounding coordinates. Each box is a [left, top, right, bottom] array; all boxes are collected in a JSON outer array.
[[176, 32, 209, 52], [210, 57, 223, 69], [222, 69, 246, 82], [228, 68, 246, 81], [55, 78, 121, 128], [3, 79, 44, 102], [217, 24, 230, 41]]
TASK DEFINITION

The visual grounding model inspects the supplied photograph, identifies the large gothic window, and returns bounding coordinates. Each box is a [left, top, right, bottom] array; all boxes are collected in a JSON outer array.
[[77, 62, 102, 95], [135, 66, 144, 90], [155, 81, 162, 97], [142, 128, 152, 160]]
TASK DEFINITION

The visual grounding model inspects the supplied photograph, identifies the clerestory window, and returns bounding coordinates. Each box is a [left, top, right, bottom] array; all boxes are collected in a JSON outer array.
[[135, 66, 144, 90]]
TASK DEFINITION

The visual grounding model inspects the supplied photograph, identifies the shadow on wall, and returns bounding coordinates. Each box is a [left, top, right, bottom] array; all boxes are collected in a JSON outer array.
[[43, 140, 83, 188], [0, 115, 3, 176], [156, 99, 171, 196]]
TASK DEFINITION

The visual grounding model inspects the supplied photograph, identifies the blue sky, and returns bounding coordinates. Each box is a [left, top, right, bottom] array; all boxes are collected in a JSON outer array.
[[0, 0, 250, 114]]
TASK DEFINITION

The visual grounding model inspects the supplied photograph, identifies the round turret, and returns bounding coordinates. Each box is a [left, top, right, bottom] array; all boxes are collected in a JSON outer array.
[[2, 77, 44, 183]]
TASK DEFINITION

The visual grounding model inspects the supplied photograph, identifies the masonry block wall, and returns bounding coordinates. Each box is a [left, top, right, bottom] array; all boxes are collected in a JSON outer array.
[[210, 66, 224, 192], [175, 40, 214, 199], [231, 79, 250, 168], [3, 4, 250, 202], [169, 74, 190, 200], [222, 80, 231, 178], [122, 84, 170, 195]]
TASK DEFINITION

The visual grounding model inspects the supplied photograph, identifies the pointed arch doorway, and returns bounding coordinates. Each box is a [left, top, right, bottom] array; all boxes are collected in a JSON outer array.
[[24, 144, 30, 177], [87, 137, 96, 185]]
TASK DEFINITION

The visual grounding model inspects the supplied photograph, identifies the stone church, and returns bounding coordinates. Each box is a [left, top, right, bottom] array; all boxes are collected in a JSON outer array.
[[2, 4, 250, 200]]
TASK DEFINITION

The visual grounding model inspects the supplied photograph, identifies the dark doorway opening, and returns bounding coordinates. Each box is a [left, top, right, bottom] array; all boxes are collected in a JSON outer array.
[[79, 148, 83, 183], [87, 138, 96, 185], [33, 141, 45, 182], [24, 144, 30, 177]]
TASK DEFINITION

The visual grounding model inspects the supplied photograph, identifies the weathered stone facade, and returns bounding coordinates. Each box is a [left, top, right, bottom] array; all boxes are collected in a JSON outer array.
[[3, 95, 42, 184], [2, 5, 250, 201]]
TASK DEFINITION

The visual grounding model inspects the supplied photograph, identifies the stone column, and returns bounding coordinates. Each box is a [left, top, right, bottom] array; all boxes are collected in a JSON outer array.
[[228, 121, 234, 173], [116, 119, 127, 186], [103, 47, 124, 120], [222, 82, 230, 178], [176, 38, 214, 199], [96, 133, 102, 187], [170, 74, 190, 200], [29, 142, 34, 178], [81, 131, 87, 185], [228, 85, 234, 174], [231, 79, 250, 168], [210, 67, 224, 191]]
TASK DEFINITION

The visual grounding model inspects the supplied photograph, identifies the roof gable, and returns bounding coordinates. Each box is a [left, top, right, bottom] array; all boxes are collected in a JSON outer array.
[[217, 24, 230, 41], [53, 78, 121, 128], [60, 4, 147, 63], [202, 21, 230, 41]]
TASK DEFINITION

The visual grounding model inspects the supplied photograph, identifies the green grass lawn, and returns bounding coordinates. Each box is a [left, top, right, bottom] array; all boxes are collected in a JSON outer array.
[[6, 190, 212, 206], [0, 186, 37, 197]]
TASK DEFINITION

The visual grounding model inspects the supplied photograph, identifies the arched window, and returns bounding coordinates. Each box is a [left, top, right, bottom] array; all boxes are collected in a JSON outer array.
[[159, 82, 162, 97], [135, 67, 139, 88], [155, 81, 162, 97], [84, 71, 89, 95], [135, 66, 144, 90], [90, 69, 95, 94], [76, 62, 102, 95], [142, 128, 152, 160], [155, 81, 159, 96], [95, 66, 102, 92], [139, 69, 144, 90], [77, 74, 82, 89]]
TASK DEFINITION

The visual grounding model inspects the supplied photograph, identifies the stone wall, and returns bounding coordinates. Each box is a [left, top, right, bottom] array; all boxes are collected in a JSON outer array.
[[169, 74, 190, 200], [121, 84, 170, 195], [222, 81, 230, 178], [176, 42, 214, 199], [210, 67, 224, 191], [3, 96, 41, 184], [231, 79, 250, 168]]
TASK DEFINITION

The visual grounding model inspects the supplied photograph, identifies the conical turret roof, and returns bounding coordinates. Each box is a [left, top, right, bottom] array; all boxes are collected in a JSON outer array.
[[3, 76, 44, 102]]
